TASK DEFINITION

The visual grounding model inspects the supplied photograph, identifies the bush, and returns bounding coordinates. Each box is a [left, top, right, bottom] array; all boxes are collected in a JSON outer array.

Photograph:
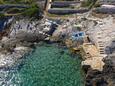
[[81, 0, 98, 9], [22, 3, 41, 18], [0, 0, 42, 18], [0, 0, 5, 4], [0, 13, 5, 18], [81, 0, 92, 7]]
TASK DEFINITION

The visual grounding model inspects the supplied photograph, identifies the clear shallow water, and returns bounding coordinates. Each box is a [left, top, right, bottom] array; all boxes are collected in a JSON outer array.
[[0, 43, 85, 86]]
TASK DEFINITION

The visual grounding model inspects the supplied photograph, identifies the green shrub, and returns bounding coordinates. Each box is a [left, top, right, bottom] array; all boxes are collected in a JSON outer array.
[[0, 13, 5, 18], [0, 0, 42, 18], [22, 3, 41, 18], [81, 0, 98, 9], [0, 0, 5, 4]]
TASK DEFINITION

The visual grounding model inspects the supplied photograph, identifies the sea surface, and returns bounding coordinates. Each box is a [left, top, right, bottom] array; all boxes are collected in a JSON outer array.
[[0, 43, 84, 86]]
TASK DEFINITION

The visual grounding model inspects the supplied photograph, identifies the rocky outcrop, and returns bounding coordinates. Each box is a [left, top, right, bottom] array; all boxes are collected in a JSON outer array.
[[52, 16, 115, 86], [77, 15, 115, 86], [0, 46, 31, 68], [84, 59, 115, 86], [0, 18, 57, 68], [0, 17, 13, 39]]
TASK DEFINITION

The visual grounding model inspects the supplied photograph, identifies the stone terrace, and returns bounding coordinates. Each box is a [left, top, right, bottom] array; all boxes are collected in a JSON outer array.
[[46, 0, 89, 15]]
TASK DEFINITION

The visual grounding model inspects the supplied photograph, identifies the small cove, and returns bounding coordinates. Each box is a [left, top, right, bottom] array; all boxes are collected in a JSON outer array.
[[0, 43, 85, 86]]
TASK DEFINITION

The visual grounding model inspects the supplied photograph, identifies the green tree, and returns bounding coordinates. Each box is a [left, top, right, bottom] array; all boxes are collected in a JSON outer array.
[[81, 0, 98, 9], [0, 0, 5, 4]]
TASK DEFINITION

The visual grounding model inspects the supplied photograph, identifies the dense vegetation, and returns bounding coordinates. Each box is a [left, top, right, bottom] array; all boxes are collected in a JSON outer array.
[[0, 0, 42, 18], [81, 0, 99, 9], [0, 0, 35, 4]]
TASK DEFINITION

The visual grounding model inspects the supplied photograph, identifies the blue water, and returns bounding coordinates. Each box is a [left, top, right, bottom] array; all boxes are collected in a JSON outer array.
[[0, 43, 85, 86]]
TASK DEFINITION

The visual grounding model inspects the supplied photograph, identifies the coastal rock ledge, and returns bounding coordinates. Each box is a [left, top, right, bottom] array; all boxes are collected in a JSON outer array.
[[0, 18, 54, 68], [84, 59, 115, 86]]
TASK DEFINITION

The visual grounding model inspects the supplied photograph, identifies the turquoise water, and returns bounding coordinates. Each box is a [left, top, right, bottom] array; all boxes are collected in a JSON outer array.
[[13, 44, 84, 86]]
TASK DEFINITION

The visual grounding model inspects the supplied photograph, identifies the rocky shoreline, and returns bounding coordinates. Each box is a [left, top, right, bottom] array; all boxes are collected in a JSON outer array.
[[0, 15, 115, 86], [82, 58, 115, 86], [48, 15, 115, 86], [0, 17, 54, 68]]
